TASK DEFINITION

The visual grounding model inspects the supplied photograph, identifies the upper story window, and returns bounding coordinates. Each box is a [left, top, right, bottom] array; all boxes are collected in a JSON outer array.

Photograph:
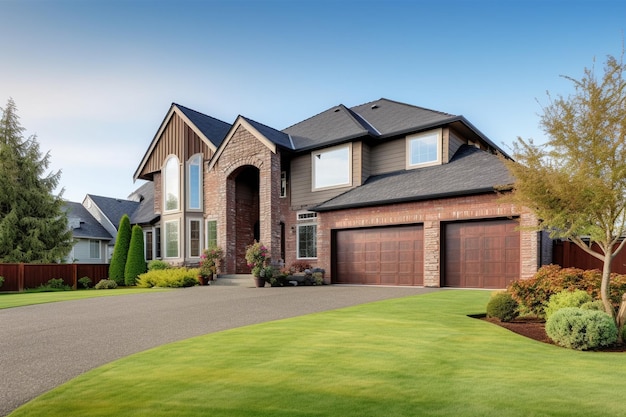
[[164, 156, 180, 212], [406, 129, 442, 169], [188, 154, 202, 210], [312, 144, 351, 191]]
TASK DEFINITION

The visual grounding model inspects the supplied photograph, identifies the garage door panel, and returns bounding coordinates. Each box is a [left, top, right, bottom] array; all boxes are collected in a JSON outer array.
[[335, 225, 423, 286], [445, 219, 520, 288]]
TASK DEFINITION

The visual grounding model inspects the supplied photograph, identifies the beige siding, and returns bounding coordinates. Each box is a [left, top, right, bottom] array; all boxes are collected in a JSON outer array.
[[448, 129, 466, 161], [370, 138, 405, 175], [362, 143, 371, 183], [290, 142, 364, 209]]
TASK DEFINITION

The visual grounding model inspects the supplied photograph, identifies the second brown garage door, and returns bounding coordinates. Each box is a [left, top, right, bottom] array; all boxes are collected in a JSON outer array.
[[444, 219, 520, 288], [334, 225, 423, 286]]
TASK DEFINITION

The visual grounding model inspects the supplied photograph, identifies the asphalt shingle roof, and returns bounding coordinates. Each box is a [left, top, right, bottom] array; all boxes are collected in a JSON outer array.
[[87, 195, 140, 229], [175, 103, 232, 147], [242, 116, 294, 150], [283, 98, 458, 150], [64, 202, 112, 240], [313, 145, 514, 211], [128, 182, 159, 225]]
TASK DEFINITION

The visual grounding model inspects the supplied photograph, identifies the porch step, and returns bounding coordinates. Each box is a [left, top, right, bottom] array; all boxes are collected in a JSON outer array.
[[211, 274, 255, 287]]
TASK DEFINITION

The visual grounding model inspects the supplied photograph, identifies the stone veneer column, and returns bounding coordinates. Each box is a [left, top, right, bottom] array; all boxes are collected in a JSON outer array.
[[423, 220, 440, 287]]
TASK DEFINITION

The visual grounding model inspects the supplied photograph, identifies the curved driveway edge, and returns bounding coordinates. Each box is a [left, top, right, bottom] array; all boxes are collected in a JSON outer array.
[[0, 285, 438, 416]]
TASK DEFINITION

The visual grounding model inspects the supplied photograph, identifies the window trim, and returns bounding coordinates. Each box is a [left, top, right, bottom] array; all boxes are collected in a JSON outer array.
[[406, 129, 442, 169], [296, 211, 318, 260], [164, 219, 180, 259], [187, 154, 203, 211], [154, 226, 162, 259], [311, 143, 352, 191], [188, 218, 202, 258], [163, 155, 180, 213]]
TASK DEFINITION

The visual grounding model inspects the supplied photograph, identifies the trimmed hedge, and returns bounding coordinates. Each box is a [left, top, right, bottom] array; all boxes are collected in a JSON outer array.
[[125, 225, 147, 286], [486, 292, 519, 322], [137, 268, 200, 288], [544, 289, 592, 319], [545, 307, 617, 350], [109, 214, 132, 286], [95, 279, 118, 290]]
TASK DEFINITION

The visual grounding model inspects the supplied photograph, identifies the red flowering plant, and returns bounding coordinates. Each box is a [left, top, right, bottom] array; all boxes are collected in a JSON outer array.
[[200, 246, 224, 278], [245, 241, 269, 277]]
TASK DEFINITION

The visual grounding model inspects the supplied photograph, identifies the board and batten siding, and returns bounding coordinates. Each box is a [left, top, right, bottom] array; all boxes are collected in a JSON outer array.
[[289, 142, 364, 210], [137, 113, 214, 178]]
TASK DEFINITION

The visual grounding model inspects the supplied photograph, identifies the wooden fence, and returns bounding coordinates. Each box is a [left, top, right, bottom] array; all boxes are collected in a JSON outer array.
[[0, 263, 110, 292], [552, 240, 626, 274]]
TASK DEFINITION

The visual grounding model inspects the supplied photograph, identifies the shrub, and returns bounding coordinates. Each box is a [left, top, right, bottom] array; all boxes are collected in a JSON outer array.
[[125, 225, 147, 286], [0, 276, 4, 288], [78, 276, 92, 289], [544, 289, 592, 319], [290, 260, 312, 273], [136, 268, 200, 288], [545, 307, 617, 350], [486, 292, 519, 322], [508, 264, 626, 317], [109, 214, 132, 286], [95, 279, 118, 290], [581, 300, 605, 311], [148, 260, 171, 271], [46, 278, 69, 289]]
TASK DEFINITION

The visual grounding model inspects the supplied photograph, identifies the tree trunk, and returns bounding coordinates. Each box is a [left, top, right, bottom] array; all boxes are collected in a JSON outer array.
[[617, 294, 626, 344]]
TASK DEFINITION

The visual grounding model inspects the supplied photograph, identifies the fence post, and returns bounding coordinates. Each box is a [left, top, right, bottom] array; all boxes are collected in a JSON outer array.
[[72, 264, 77, 290], [18, 263, 24, 292]]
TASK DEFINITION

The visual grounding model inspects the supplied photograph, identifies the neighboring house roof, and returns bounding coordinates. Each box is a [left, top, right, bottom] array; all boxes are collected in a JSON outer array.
[[175, 103, 232, 148], [87, 194, 140, 229], [64, 202, 113, 240], [313, 145, 514, 212], [128, 182, 159, 225]]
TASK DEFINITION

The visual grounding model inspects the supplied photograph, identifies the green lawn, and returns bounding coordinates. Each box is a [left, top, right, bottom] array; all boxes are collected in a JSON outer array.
[[10, 290, 626, 417], [0, 287, 169, 309]]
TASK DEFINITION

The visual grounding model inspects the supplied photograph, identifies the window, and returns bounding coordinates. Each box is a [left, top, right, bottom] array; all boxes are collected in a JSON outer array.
[[189, 219, 201, 258], [188, 155, 202, 210], [206, 220, 217, 248], [155, 227, 162, 259], [89, 240, 100, 259], [407, 129, 441, 168], [312, 144, 351, 190], [165, 220, 179, 258], [164, 156, 180, 211], [280, 171, 287, 198], [145, 231, 153, 260], [297, 224, 317, 259]]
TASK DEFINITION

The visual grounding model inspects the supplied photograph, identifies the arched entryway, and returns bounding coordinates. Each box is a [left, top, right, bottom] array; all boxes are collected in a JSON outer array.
[[229, 166, 260, 273]]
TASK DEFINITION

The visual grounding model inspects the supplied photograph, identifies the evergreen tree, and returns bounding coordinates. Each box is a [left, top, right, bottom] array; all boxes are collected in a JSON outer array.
[[0, 98, 72, 263], [108, 214, 131, 285], [124, 225, 146, 286]]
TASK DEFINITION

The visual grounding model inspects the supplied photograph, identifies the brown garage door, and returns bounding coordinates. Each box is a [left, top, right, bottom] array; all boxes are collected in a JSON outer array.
[[335, 225, 423, 286], [444, 219, 520, 288]]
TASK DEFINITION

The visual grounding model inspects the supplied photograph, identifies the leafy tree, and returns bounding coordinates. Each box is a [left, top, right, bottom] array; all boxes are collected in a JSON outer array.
[[108, 214, 131, 285], [502, 52, 626, 340], [0, 98, 72, 263], [124, 225, 146, 286]]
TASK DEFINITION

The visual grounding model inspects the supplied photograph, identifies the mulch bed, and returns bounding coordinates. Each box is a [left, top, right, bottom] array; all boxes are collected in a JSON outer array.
[[479, 316, 626, 352]]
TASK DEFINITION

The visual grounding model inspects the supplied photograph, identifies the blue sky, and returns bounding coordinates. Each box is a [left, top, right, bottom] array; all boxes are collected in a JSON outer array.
[[1, 0, 624, 202]]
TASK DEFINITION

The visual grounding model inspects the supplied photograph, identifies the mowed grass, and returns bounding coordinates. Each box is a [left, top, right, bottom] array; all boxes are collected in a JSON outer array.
[[10, 290, 626, 417], [0, 287, 169, 309]]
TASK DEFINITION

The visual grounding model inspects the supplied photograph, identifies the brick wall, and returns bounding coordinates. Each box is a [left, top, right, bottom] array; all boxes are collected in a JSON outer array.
[[317, 193, 538, 286]]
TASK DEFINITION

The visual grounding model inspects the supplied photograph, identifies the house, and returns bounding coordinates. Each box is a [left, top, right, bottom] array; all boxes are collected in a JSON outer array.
[[133, 98, 550, 288], [63, 202, 112, 263]]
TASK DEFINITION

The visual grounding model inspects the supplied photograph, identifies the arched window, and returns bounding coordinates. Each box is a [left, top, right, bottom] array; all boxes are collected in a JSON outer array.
[[164, 156, 180, 212], [188, 154, 202, 210]]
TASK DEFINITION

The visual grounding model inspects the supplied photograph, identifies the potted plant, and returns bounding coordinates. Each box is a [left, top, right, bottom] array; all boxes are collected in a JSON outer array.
[[199, 245, 223, 285], [245, 241, 269, 287]]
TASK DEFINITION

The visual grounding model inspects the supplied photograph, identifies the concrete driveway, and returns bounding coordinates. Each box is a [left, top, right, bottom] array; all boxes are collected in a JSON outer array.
[[0, 284, 438, 416]]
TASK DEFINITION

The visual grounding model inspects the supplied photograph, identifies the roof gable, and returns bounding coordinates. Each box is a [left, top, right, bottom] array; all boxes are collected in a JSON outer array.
[[86, 194, 140, 229], [208, 116, 292, 171], [313, 145, 514, 211], [64, 202, 113, 240], [134, 103, 231, 181]]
